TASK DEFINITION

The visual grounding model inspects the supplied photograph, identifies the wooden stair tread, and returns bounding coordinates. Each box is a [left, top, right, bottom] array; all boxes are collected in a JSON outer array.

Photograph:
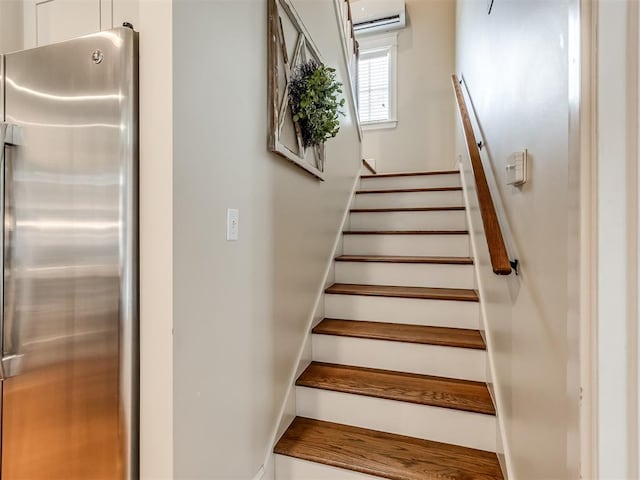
[[335, 254, 474, 264], [275, 417, 503, 480], [296, 363, 495, 415], [313, 319, 486, 350], [325, 283, 479, 302], [362, 170, 460, 178], [350, 206, 465, 213], [343, 229, 469, 235], [356, 187, 463, 194]]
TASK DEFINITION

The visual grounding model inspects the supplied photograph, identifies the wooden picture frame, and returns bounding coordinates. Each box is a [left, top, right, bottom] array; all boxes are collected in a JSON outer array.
[[268, 0, 326, 180]]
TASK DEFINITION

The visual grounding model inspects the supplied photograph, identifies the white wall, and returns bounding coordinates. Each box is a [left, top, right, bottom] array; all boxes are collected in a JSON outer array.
[[596, 0, 640, 477], [172, 0, 361, 478], [0, 0, 23, 54], [456, 0, 580, 479], [100, 3, 176, 477], [129, 2, 175, 479], [360, 0, 456, 173]]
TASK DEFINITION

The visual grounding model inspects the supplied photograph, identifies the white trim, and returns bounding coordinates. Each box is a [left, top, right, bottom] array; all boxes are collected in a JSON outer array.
[[595, 0, 640, 477], [632, 5, 640, 467], [357, 32, 398, 126], [332, 0, 363, 141], [637, 4, 640, 468], [253, 171, 361, 480], [457, 160, 514, 480], [137, 2, 174, 477], [574, 0, 598, 477], [637, 0, 640, 470], [633, 3, 640, 474], [362, 119, 397, 130]]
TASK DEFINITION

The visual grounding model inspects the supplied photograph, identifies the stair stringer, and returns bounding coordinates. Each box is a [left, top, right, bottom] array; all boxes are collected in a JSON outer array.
[[253, 170, 363, 480], [458, 160, 514, 480]]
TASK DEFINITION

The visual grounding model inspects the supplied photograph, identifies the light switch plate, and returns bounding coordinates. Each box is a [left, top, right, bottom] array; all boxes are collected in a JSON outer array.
[[506, 150, 528, 186], [226, 208, 239, 241]]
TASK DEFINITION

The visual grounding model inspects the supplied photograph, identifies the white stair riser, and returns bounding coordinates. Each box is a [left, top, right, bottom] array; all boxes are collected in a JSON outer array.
[[324, 294, 479, 329], [360, 174, 461, 190], [343, 234, 469, 257], [353, 190, 464, 209], [349, 211, 466, 231], [335, 261, 474, 289], [312, 335, 486, 381], [275, 455, 383, 480], [296, 387, 496, 452]]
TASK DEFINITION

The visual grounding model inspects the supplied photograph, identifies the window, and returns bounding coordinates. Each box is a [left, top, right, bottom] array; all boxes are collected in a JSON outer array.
[[357, 33, 398, 129], [358, 49, 390, 122]]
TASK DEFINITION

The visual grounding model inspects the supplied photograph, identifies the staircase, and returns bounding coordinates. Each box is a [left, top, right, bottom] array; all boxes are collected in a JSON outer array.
[[274, 170, 504, 479]]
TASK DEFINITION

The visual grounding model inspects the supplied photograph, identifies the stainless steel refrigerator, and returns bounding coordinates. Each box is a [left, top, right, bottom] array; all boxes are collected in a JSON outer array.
[[0, 27, 138, 479]]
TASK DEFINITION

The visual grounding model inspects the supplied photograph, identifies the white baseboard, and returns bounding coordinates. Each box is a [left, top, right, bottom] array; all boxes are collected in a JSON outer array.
[[458, 160, 514, 479], [253, 171, 362, 480]]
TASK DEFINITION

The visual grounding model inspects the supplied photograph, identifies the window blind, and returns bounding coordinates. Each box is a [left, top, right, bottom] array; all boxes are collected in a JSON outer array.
[[358, 48, 391, 123]]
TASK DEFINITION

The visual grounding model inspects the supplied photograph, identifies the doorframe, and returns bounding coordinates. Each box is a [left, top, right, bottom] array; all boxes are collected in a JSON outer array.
[[580, 0, 640, 477], [569, 0, 597, 477], [575, 0, 598, 477]]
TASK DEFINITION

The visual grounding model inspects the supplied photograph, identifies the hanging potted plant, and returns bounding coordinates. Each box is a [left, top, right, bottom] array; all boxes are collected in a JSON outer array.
[[289, 60, 345, 160]]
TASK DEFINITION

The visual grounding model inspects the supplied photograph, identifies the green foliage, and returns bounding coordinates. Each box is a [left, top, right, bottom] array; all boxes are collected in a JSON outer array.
[[289, 61, 346, 148]]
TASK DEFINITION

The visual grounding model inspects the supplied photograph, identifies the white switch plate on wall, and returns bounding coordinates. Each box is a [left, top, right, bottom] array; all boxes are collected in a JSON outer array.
[[227, 208, 239, 241], [506, 150, 528, 186]]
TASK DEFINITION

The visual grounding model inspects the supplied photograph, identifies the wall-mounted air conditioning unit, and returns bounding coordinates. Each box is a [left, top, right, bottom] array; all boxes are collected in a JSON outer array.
[[352, 0, 407, 35]]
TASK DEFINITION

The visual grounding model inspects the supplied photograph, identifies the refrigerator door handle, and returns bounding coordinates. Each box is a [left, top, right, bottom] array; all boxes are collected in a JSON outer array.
[[0, 123, 23, 150], [0, 122, 22, 382], [0, 355, 23, 380]]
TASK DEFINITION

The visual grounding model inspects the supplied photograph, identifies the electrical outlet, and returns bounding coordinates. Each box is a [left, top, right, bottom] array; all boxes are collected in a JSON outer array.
[[226, 208, 239, 241]]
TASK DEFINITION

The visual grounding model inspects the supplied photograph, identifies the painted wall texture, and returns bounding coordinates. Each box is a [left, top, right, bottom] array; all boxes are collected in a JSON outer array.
[[0, 0, 22, 54], [361, 0, 456, 173], [456, 0, 580, 478], [172, 0, 361, 478]]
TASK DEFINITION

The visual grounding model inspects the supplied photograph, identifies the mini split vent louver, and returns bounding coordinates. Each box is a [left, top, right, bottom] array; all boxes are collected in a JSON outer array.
[[352, 0, 406, 35]]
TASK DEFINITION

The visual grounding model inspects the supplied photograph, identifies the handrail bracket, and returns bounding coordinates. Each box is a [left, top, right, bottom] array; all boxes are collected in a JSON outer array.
[[510, 259, 519, 276]]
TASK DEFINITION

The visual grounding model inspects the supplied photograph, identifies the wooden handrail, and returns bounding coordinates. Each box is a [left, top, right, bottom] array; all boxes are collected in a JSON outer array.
[[451, 75, 512, 275]]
